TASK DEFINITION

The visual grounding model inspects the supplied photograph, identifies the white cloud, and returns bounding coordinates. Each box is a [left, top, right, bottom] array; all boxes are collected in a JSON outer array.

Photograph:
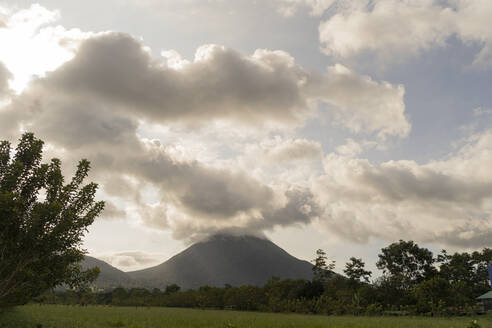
[[335, 138, 380, 157], [335, 138, 361, 157], [319, 0, 492, 68], [98, 251, 165, 271], [472, 106, 492, 117], [306, 64, 409, 138], [244, 137, 323, 163], [313, 129, 492, 247], [275, 0, 336, 17]]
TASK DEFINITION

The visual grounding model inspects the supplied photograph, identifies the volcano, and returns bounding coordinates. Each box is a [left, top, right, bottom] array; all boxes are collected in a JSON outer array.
[[126, 234, 313, 289]]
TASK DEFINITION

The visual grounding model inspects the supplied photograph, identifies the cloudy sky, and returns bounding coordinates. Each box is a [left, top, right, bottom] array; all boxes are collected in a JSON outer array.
[[1, 0, 492, 273]]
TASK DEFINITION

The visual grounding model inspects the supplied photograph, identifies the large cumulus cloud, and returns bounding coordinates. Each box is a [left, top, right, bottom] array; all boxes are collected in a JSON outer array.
[[9, 32, 409, 137], [43, 35, 307, 126], [313, 132, 492, 248]]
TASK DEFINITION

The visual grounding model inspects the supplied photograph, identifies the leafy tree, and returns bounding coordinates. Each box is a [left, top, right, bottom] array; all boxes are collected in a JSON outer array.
[[437, 250, 474, 284], [165, 283, 181, 294], [376, 240, 436, 290], [413, 276, 451, 313], [437, 248, 492, 297], [0, 133, 104, 307], [298, 280, 324, 299], [473, 248, 492, 291], [111, 287, 128, 305], [344, 257, 372, 283], [372, 274, 412, 307], [312, 249, 335, 282], [224, 285, 264, 311]]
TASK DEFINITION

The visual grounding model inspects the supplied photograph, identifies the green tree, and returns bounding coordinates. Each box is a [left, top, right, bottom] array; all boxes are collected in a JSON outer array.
[[0, 133, 104, 307], [437, 250, 474, 284], [312, 249, 335, 282], [413, 276, 451, 313], [376, 240, 436, 290], [344, 257, 372, 283], [473, 248, 492, 292], [437, 248, 492, 297], [165, 283, 181, 294]]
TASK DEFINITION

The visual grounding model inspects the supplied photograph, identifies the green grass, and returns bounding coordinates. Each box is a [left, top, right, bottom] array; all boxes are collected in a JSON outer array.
[[0, 305, 490, 328]]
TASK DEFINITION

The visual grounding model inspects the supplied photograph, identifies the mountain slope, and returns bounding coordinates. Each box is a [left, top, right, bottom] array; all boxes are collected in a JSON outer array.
[[127, 234, 313, 289], [81, 256, 135, 289]]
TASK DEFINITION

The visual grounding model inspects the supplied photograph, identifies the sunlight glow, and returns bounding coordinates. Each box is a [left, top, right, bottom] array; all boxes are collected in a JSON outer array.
[[0, 4, 89, 93]]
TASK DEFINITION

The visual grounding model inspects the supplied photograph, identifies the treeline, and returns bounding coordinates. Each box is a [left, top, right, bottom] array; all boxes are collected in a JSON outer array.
[[35, 241, 492, 316]]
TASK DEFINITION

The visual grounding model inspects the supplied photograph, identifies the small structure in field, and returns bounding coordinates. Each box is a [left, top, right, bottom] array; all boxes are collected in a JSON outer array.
[[477, 291, 492, 312]]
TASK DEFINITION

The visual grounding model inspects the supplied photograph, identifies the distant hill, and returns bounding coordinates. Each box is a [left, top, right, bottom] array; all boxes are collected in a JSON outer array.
[[81, 256, 135, 289], [126, 234, 313, 290]]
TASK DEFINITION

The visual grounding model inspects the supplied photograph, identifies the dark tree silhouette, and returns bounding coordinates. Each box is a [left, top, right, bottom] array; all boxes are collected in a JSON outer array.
[[312, 249, 335, 282], [344, 257, 372, 283]]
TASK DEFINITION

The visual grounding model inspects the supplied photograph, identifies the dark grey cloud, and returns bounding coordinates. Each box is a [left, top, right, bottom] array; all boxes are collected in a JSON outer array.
[[129, 147, 275, 219], [128, 150, 322, 240], [30, 99, 139, 150], [171, 187, 321, 242], [42, 32, 307, 127], [255, 187, 321, 229]]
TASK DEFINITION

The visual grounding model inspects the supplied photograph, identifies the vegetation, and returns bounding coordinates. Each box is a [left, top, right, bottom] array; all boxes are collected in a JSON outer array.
[[344, 257, 372, 283], [0, 133, 103, 307], [34, 241, 491, 317], [1, 304, 490, 328], [312, 249, 335, 282]]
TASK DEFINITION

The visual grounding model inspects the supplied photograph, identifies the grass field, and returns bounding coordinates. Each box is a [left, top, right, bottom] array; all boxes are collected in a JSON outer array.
[[0, 305, 490, 328]]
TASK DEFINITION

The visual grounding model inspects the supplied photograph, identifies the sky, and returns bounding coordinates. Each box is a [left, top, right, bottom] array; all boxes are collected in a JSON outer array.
[[1, 0, 492, 274]]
